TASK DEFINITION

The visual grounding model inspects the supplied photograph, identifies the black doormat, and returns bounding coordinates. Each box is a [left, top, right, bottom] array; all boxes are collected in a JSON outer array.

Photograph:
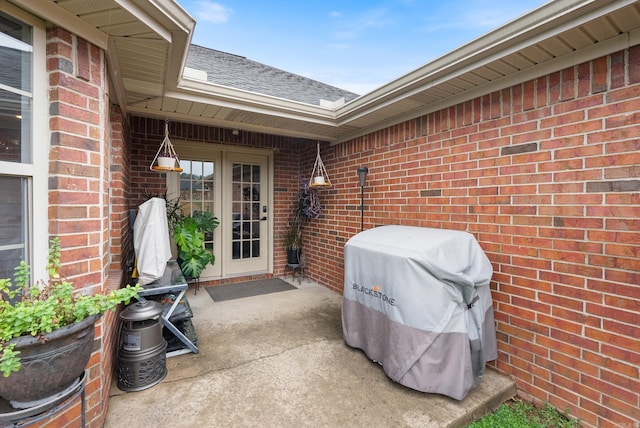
[[205, 278, 297, 302]]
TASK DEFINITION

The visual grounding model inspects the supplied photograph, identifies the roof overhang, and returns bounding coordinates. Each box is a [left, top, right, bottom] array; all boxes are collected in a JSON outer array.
[[334, 0, 640, 143], [10, 0, 640, 143]]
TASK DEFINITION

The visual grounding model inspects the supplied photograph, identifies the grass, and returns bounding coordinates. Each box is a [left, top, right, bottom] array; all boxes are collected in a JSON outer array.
[[467, 398, 580, 428]]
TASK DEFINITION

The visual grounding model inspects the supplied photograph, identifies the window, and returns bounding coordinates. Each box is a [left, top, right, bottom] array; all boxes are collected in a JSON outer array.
[[231, 162, 261, 260], [178, 159, 216, 258], [0, 8, 46, 280]]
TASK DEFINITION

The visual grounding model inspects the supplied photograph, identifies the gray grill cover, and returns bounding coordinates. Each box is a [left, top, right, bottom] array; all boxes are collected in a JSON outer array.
[[342, 225, 497, 400]]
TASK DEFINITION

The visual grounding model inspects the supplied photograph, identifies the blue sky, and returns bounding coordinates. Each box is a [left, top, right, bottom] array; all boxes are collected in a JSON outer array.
[[178, 0, 548, 95]]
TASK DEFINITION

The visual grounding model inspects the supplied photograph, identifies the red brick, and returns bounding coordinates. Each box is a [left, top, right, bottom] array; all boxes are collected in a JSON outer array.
[[630, 45, 640, 83], [549, 71, 561, 104], [536, 335, 581, 358], [577, 62, 591, 97], [609, 51, 625, 89], [550, 328, 599, 352], [113, 47, 640, 428], [560, 66, 576, 100], [523, 80, 535, 110], [592, 56, 608, 93], [582, 349, 639, 378], [585, 326, 639, 353]]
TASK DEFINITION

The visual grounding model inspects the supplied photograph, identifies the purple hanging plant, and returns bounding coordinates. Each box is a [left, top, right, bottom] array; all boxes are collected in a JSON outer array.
[[297, 175, 322, 219]]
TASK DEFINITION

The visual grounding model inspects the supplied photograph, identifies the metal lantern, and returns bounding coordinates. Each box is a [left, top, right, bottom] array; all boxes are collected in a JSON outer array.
[[117, 299, 167, 391]]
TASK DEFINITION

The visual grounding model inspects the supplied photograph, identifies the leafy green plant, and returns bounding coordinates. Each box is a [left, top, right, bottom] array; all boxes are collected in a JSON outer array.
[[467, 398, 579, 428], [173, 210, 220, 279], [0, 238, 141, 377]]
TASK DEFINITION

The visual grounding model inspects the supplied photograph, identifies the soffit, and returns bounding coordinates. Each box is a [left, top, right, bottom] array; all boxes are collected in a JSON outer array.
[[10, 0, 640, 144], [150, 0, 640, 143], [334, 0, 640, 142], [10, 0, 193, 109]]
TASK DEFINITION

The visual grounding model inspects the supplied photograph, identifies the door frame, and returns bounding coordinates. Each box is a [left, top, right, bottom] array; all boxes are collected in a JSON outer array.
[[167, 140, 274, 280]]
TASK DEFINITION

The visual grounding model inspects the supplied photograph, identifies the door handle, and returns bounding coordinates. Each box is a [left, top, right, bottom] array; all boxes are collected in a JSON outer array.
[[261, 216, 267, 221]]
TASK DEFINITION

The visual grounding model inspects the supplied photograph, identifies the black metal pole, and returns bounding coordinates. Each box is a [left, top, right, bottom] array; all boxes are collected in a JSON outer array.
[[357, 166, 368, 233], [360, 184, 364, 232]]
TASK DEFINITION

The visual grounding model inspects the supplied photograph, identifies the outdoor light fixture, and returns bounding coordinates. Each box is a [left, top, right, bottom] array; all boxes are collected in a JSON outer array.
[[358, 166, 368, 187], [357, 166, 368, 232]]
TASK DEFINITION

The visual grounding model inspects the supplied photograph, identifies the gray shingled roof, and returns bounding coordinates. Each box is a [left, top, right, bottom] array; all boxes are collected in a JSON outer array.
[[186, 44, 359, 106]]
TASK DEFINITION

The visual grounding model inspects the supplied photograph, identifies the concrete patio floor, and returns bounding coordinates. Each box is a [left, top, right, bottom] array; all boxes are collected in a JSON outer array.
[[105, 278, 516, 428]]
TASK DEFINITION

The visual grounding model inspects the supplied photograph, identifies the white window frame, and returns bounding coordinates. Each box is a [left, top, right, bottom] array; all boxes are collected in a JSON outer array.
[[0, 1, 48, 280]]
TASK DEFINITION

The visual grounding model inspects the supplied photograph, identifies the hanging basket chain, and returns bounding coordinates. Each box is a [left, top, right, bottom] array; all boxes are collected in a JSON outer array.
[[150, 120, 183, 172], [309, 143, 331, 187]]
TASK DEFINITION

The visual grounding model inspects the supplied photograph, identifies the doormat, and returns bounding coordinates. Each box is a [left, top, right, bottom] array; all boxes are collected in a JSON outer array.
[[205, 278, 297, 302]]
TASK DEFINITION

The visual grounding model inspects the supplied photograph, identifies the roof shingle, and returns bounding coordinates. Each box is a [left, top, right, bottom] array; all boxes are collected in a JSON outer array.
[[186, 44, 360, 106]]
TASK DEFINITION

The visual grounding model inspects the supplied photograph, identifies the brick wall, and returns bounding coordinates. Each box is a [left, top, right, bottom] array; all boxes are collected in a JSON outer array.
[[108, 105, 131, 275], [46, 27, 115, 427], [124, 49, 639, 427], [128, 117, 314, 282], [302, 46, 639, 427]]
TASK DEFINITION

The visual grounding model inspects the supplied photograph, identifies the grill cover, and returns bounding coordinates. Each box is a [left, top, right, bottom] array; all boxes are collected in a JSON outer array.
[[342, 225, 497, 400], [133, 197, 172, 286]]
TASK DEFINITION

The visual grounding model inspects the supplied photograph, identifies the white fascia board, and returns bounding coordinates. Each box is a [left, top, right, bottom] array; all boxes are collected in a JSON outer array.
[[335, 0, 635, 124], [165, 89, 337, 127], [7, 0, 109, 49], [145, 0, 196, 34], [165, 27, 195, 90], [125, 106, 338, 142], [335, 31, 635, 143], [131, 0, 196, 87], [176, 79, 338, 121], [113, 0, 172, 42]]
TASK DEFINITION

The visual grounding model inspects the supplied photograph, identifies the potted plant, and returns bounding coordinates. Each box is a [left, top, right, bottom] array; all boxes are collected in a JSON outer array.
[[172, 210, 220, 279], [283, 176, 322, 265], [283, 215, 302, 265], [157, 153, 176, 168], [296, 176, 322, 220], [0, 237, 141, 404]]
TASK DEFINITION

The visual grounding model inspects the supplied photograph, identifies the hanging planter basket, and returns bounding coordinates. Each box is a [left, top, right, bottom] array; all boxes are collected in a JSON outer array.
[[150, 121, 183, 172], [309, 143, 331, 188]]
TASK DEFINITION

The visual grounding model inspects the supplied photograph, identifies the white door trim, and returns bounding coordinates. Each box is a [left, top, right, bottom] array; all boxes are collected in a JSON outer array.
[[168, 140, 274, 279]]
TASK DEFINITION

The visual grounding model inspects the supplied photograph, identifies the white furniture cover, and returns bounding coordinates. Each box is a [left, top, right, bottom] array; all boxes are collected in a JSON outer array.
[[133, 197, 172, 286], [342, 225, 497, 400]]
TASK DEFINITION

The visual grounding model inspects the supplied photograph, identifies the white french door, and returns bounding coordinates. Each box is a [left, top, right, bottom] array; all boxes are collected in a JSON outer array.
[[168, 142, 271, 279], [174, 157, 221, 278], [225, 152, 269, 276]]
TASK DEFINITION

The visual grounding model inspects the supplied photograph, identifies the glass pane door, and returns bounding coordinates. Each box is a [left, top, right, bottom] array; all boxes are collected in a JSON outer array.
[[170, 145, 270, 279], [177, 159, 220, 278], [225, 153, 268, 275]]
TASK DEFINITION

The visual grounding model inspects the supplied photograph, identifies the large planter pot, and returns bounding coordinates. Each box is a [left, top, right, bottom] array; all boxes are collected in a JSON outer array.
[[0, 314, 100, 405], [286, 248, 300, 265]]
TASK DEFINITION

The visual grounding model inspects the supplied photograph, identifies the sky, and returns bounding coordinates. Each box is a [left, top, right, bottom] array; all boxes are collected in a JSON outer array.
[[177, 0, 548, 95]]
